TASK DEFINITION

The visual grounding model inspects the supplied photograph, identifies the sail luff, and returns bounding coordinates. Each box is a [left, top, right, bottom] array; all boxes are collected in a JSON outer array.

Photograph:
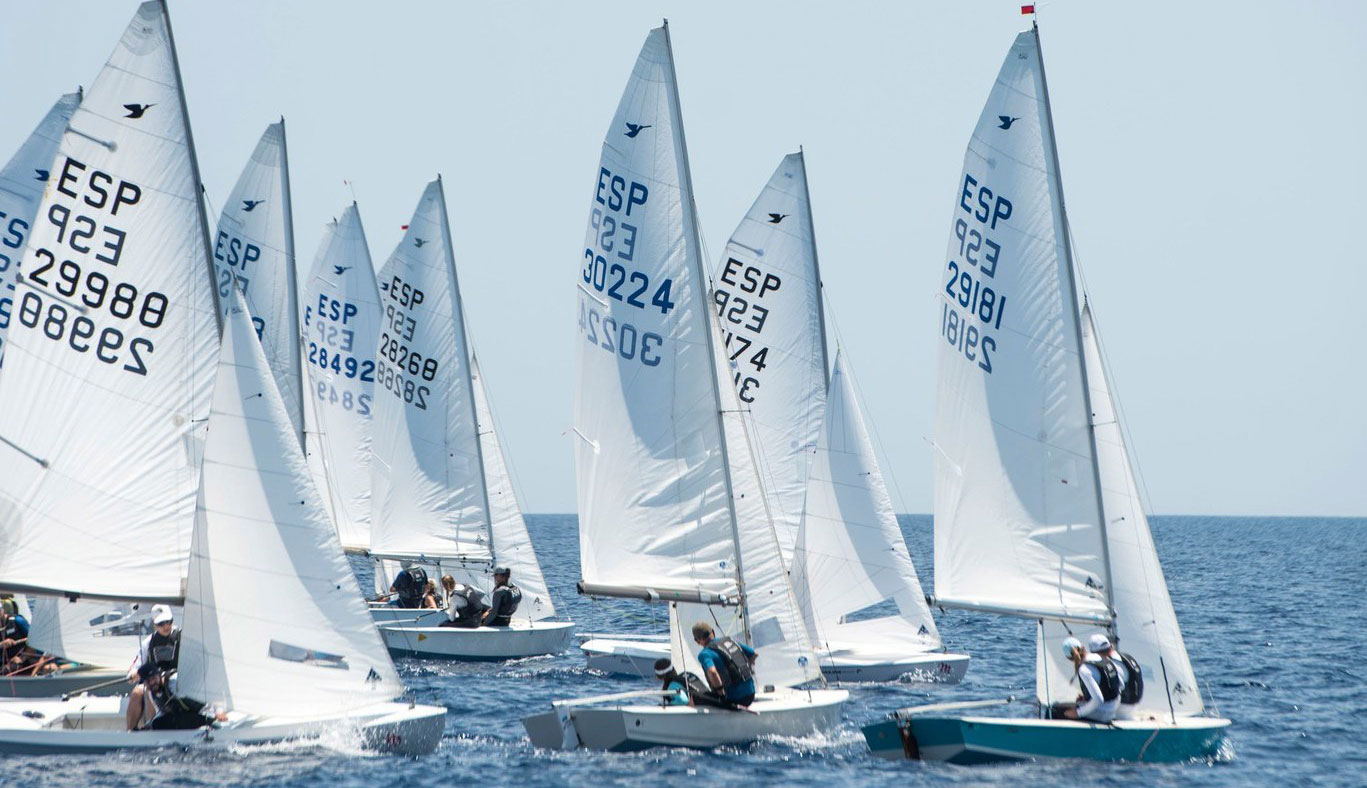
[[277, 117, 304, 450], [661, 20, 748, 633], [797, 149, 830, 379]]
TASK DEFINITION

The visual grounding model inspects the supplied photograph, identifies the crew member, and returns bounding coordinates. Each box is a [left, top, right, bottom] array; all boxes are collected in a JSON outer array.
[[126, 605, 180, 731], [1058, 636, 1120, 723], [438, 575, 489, 628], [388, 566, 428, 609], [480, 567, 521, 627], [0, 604, 30, 673], [1089, 633, 1144, 720], [133, 663, 227, 730], [691, 621, 758, 708]]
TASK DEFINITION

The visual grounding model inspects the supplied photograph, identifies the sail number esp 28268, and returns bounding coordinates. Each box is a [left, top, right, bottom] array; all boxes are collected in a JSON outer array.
[[578, 167, 673, 367], [941, 174, 1011, 374]]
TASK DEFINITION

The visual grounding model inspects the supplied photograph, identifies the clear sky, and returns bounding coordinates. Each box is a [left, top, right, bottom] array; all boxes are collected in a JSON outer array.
[[3, 1, 1363, 517]]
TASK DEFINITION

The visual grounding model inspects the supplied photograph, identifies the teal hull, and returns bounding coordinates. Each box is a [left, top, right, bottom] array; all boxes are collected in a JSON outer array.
[[863, 715, 1230, 764]]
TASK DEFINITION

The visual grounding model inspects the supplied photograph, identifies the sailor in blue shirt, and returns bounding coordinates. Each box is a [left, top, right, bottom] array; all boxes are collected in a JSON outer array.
[[691, 621, 758, 707]]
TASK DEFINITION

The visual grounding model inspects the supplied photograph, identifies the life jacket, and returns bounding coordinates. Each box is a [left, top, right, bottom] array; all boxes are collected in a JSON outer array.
[[706, 637, 754, 689], [1116, 652, 1144, 704], [1078, 658, 1120, 702], [487, 583, 522, 625], [1, 616, 23, 640], [661, 671, 711, 704], [147, 628, 180, 672], [394, 567, 428, 607]]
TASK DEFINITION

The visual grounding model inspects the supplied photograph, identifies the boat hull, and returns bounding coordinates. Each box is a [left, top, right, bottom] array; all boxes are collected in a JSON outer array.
[[380, 621, 574, 660], [0, 668, 129, 699], [581, 637, 969, 684], [523, 687, 848, 751], [862, 714, 1231, 764], [0, 695, 446, 756]]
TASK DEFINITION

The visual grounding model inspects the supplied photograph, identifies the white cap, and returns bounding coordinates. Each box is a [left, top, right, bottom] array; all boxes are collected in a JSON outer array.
[[1060, 636, 1082, 657], [1087, 633, 1112, 652], [152, 604, 173, 625]]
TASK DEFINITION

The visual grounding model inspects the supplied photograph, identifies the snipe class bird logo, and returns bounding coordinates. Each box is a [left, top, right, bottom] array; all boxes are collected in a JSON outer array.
[[333, 265, 351, 276], [34, 169, 48, 181], [123, 103, 154, 119], [413, 238, 428, 248], [997, 115, 1019, 130], [767, 213, 787, 224], [242, 199, 264, 212], [624, 122, 651, 138]]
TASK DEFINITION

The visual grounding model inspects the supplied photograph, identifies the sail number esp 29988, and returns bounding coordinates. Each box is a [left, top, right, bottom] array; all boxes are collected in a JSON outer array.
[[941, 174, 1011, 374]]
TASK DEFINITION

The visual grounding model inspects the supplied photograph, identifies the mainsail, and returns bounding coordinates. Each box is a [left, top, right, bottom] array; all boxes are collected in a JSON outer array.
[[301, 203, 380, 552], [369, 179, 490, 563], [213, 120, 302, 447], [712, 152, 826, 557], [931, 28, 1109, 625], [178, 289, 402, 717], [0, 92, 81, 366], [0, 0, 217, 602], [792, 351, 940, 662]]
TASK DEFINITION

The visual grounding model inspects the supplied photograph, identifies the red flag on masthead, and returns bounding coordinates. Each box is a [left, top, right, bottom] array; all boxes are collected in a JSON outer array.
[[1021, 4, 1035, 13]]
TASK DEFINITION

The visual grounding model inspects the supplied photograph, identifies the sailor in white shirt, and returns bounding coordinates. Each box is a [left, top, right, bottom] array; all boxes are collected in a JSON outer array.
[[1089, 633, 1141, 720], [1059, 636, 1120, 723]]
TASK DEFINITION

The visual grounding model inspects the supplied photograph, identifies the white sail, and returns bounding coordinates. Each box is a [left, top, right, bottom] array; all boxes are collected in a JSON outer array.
[[178, 289, 402, 717], [471, 355, 555, 620], [27, 597, 155, 672], [574, 26, 736, 599], [213, 121, 301, 447], [713, 152, 826, 557], [1047, 305, 1202, 716], [0, 92, 81, 367], [301, 203, 380, 552], [931, 29, 1109, 624], [0, 1, 217, 602], [369, 179, 490, 562], [793, 351, 940, 664]]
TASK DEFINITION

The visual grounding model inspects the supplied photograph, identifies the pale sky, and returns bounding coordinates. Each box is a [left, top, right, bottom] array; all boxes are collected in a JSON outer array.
[[3, 1, 1363, 516]]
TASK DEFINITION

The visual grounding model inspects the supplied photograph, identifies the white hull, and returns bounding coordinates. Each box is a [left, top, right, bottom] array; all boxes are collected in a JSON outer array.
[[1, 667, 129, 699], [0, 695, 445, 756], [523, 687, 848, 751], [380, 621, 574, 660], [368, 603, 447, 627], [581, 636, 969, 683]]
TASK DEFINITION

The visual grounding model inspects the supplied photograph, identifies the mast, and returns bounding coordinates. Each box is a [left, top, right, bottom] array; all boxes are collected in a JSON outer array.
[[1031, 21, 1115, 621], [278, 116, 305, 451], [661, 20, 750, 638], [797, 147, 831, 380], [434, 175, 495, 559], [160, 0, 221, 330]]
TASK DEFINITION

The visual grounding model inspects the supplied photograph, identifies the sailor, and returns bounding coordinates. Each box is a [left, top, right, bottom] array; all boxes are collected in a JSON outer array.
[[691, 621, 758, 708], [126, 605, 181, 731], [438, 574, 489, 628], [480, 567, 522, 627], [420, 579, 440, 609], [653, 658, 692, 706], [134, 662, 226, 731], [388, 566, 429, 608], [1089, 633, 1144, 720], [1059, 636, 1119, 723], [0, 603, 31, 673]]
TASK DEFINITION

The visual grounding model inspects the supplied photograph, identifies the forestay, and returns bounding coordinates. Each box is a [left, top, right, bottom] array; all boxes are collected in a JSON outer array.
[[1035, 306, 1203, 715], [931, 30, 1109, 624], [301, 203, 380, 552], [179, 289, 402, 717], [471, 355, 555, 620], [713, 152, 826, 557], [213, 121, 301, 447], [0, 1, 217, 602], [370, 179, 490, 562], [0, 92, 80, 366], [574, 25, 736, 600], [793, 351, 940, 662]]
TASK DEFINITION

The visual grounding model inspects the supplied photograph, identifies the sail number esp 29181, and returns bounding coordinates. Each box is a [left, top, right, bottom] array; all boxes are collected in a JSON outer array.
[[941, 174, 1011, 374]]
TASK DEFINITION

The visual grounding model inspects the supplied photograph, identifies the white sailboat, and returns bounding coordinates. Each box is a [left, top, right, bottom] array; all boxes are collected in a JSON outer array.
[[367, 179, 571, 659], [582, 152, 970, 683], [0, 291, 445, 754], [212, 119, 303, 448], [300, 203, 382, 554], [862, 20, 1229, 763], [522, 24, 846, 751]]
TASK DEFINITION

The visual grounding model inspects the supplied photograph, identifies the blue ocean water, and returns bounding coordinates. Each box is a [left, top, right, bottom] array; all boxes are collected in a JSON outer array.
[[3, 514, 1363, 787]]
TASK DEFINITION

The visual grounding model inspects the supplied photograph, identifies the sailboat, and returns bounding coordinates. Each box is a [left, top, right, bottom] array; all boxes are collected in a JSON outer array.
[[582, 152, 970, 683], [300, 202, 382, 554], [861, 20, 1230, 763], [0, 291, 445, 754], [366, 178, 571, 659], [521, 24, 846, 751], [0, 2, 443, 753]]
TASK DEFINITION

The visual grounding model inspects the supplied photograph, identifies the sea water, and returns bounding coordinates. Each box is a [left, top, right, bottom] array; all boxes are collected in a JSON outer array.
[[2, 515, 1362, 787]]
